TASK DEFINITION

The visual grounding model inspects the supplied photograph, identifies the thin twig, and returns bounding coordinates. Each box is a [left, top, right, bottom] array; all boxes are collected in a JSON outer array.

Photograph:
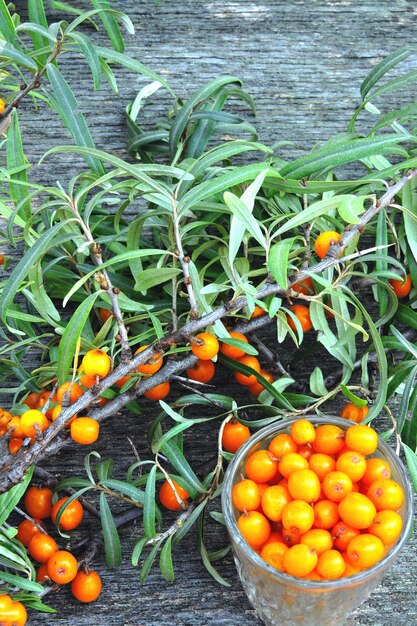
[[172, 192, 199, 319], [247, 333, 291, 377]]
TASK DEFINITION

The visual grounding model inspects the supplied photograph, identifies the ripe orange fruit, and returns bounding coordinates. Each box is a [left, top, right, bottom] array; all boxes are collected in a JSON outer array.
[[143, 381, 170, 400], [246, 450, 280, 483], [366, 478, 404, 511], [98, 307, 113, 324], [28, 532, 58, 563], [70, 417, 100, 444], [331, 521, 361, 552], [314, 230, 342, 259], [250, 305, 267, 319], [9, 438, 23, 454], [20, 409, 49, 439], [322, 471, 353, 502], [159, 479, 189, 511], [290, 419, 316, 446], [308, 453, 336, 481], [248, 370, 275, 397], [287, 304, 312, 333], [0, 98, 5, 115], [313, 424, 345, 455], [346, 534, 385, 569], [278, 452, 308, 479], [81, 349, 111, 378], [51, 497, 84, 531], [222, 421, 251, 453], [24, 486, 53, 519], [368, 510, 403, 545], [234, 355, 261, 386], [340, 402, 369, 423], [190, 332, 219, 361], [36, 563, 50, 582], [283, 543, 318, 577], [313, 499, 340, 530], [114, 375, 132, 389], [345, 424, 378, 456], [338, 492, 376, 529], [361, 457, 391, 486], [186, 359, 215, 383], [287, 469, 321, 503], [237, 510, 271, 549], [56, 381, 84, 405], [336, 451, 367, 482], [219, 332, 249, 359], [71, 569, 102, 603], [16, 518, 46, 547], [316, 549, 346, 579], [389, 273, 412, 298], [291, 277, 314, 295], [282, 499, 315, 534], [47, 550, 78, 584], [23, 392, 41, 409], [300, 529, 333, 555], [261, 485, 291, 522], [7, 417, 25, 439], [268, 433, 297, 459], [78, 371, 97, 389], [135, 345, 163, 374], [260, 541, 288, 571], [1, 599, 27, 626], [232, 479, 261, 512]]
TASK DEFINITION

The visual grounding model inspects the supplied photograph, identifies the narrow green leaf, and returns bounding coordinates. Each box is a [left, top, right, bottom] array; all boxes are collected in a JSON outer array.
[[25, 0, 53, 63], [100, 480, 144, 505], [0, 0, 16, 42], [143, 465, 157, 539], [396, 303, 417, 330], [360, 48, 415, 99], [0, 571, 42, 593], [0, 467, 33, 526], [402, 180, 417, 265], [267, 238, 295, 289], [197, 513, 230, 587], [159, 536, 175, 582], [69, 32, 102, 90], [139, 541, 160, 584], [131, 536, 147, 567], [218, 336, 258, 356], [161, 440, 205, 496], [99, 492, 122, 568], [0, 41, 37, 69], [134, 267, 181, 292], [91, 0, 125, 52], [339, 385, 368, 407], [309, 367, 328, 396], [403, 444, 417, 491], [224, 191, 267, 250], [338, 195, 366, 224], [6, 111, 31, 221]]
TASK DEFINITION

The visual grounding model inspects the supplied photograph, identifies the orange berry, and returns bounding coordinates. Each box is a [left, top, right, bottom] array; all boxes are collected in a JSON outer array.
[[70, 417, 100, 445], [322, 471, 353, 502], [368, 510, 403, 545], [278, 452, 308, 479], [313, 424, 345, 455], [300, 529, 333, 555], [71, 569, 102, 603], [28, 532, 58, 563], [366, 478, 404, 511], [282, 500, 315, 534], [7, 417, 25, 439], [23, 392, 41, 409], [186, 359, 215, 383], [9, 438, 23, 454], [20, 409, 49, 438], [232, 479, 261, 512], [361, 458, 391, 486], [190, 332, 219, 361], [347, 534, 385, 569], [78, 371, 98, 389], [219, 332, 249, 359], [47, 550, 78, 584], [297, 444, 313, 460], [342, 553, 362, 577], [98, 307, 113, 324], [56, 381, 84, 405], [24, 486, 53, 519], [36, 563, 50, 582], [237, 510, 271, 549], [338, 492, 376, 529], [291, 277, 314, 295], [268, 433, 297, 459], [345, 424, 378, 456], [287, 469, 321, 503], [331, 521, 361, 551], [144, 381, 170, 401], [250, 305, 267, 319], [114, 375, 132, 389], [287, 304, 312, 333], [234, 355, 261, 386], [51, 497, 84, 531], [336, 450, 367, 482], [283, 544, 318, 578], [340, 402, 369, 423], [0, 98, 5, 115], [2, 599, 27, 626], [81, 349, 111, 378], [261, 485, 291, 522], [308, 453, 336, 481], [135, 345, 163, 374], [316, 549, 346, 580], [221, 421, 251, 453], [16, 518, 47, 547], [282, 527, 302, 547], [247, 370, 274, 397], [389, 273, 412, 299], [313, 499, 340, 530], [290, 419, 316, 445], [260, 541, 288, 571], [246, 450, 280, 483], [159, 480, 189, 511], [51, 404, 77, 425], [314, 230, 342, 259]]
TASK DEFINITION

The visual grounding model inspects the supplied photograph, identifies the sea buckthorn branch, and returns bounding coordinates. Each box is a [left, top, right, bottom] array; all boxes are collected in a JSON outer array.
[[171, 192, 199, 320], [247, 333, 291, 378]]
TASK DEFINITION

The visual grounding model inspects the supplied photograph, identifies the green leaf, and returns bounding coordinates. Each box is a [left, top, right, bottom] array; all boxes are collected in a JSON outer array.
[[218, 336, 258, 356], [143, 465, 157, 539], [0, 0, 16, 42], [395, 303, 417, 330], [6, 111, 31, 221], [99, 492, 122, 568], [0, 571, 43, 593], [267, 238, 295, 289], [46, 65, 105, 175], [339, 384, 368, 407], [139, 541, 161, 584], [91, 0, 125, 53], [25, 0, 53, 63], [197, 512, 230, 587], [69, 32, 102, 90], [53, 487, 92, 533], [0, 41, 38, 70], [131, 536, 147, 567], [402, 180, 417, 265], [360, 48, 415, 99], [403, 444, 417, 491], [134, 267, 182, 292], [309, 367, 328, 397], [100, 480, 144, 505], [161, 439, 205, 496], [0, 467, 33, 526], [338, 195, 366, 224], [224, 191, 267, 250], [159, 536, 175, 582]]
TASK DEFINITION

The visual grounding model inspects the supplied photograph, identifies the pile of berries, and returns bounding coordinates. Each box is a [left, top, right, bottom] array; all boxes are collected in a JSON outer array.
[[232, 419, 405, 580]]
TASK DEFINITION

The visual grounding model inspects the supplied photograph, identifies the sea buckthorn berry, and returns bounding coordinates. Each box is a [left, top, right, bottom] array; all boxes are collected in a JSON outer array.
[[9, 438, 23, 454], [340, 402, 369, 423], [282, 500, 315, 534], [3, 599, 27, 626], [331, 521, 361, 552], [232, 479, 261, 512], [268, 433, 297, 459], [279, 452, 309, 479], [51, 404, 77, 425], [322, 471, 353, 502], [389, 273, 412, 299], [290, 419, 316, 446], [23, 392, 40, 409], [250, 305, 267, 319], [287, 304, 312, 333], [144, 381, 170, 400], [114, 375, 132, 390], [297, 444, 313, 460], [70, 417, 100, 445], [291, 276, 314, 295], [361, 458, 391, 486], [366, 478, 404, 511], [346, 534, 385, 570], [36, 563, 50, 582], [0, 98, 5, 114], [300, 529, 333, 555], [338, 492, 376, 529], [186, 359, 215, 383], [135, 345, 163, 374], [313, 424, 345, 455], [24, 486, 53, 519], [190, 332, 219, 361], [81, 349, 111, 378], [16, 518, 46, 547], [78, 371, 97, 389], [0, 594, 12, 611], [260, 541, 288, 571], [47, 550, 78, 584], [309, 453, 336, 481], [7, 417, 25, 439], [368, 510, 403, 545], [219, 332, 249, 359], [313, 500, 340, 530], [316, 549, 346, 580], [221, 420, 251, 453], [98, 307, 113, 324], [314, 230, 342, 259], [248, 370, 275, 397], [336, 450, 367, 482], [345, 424, 378, 456], [71, 569, 102, 603], [28, 532, 58, 563], [237, 510, 271, 549], [20, 409, 49, 439], [262, 531, 285, 547], [283, 544, 318, 578], [234, 355, 261, 386], [282, 527, 302, 547], [246, 450, 279, 483], [342, 554, 362, 577], [51, 497, 84, 531], [56, 381, 84, 405], [261, 485, 291, 522], [287, 469, 321, 503], [159, 479, 189, 511]]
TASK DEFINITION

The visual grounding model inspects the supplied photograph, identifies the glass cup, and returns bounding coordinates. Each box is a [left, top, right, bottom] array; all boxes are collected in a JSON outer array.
[[222, 415, 413, 626]]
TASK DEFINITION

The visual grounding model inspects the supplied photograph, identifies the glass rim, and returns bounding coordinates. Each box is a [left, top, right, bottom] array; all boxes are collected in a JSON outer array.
[[221, 414, 414, 592]]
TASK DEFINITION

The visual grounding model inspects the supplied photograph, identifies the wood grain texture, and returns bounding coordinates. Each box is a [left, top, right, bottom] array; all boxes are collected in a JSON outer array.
[[7, 1, 417, 624]]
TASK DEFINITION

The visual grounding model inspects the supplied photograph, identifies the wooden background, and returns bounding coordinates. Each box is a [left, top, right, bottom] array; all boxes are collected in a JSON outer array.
[[9, 0, 417, 624]]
